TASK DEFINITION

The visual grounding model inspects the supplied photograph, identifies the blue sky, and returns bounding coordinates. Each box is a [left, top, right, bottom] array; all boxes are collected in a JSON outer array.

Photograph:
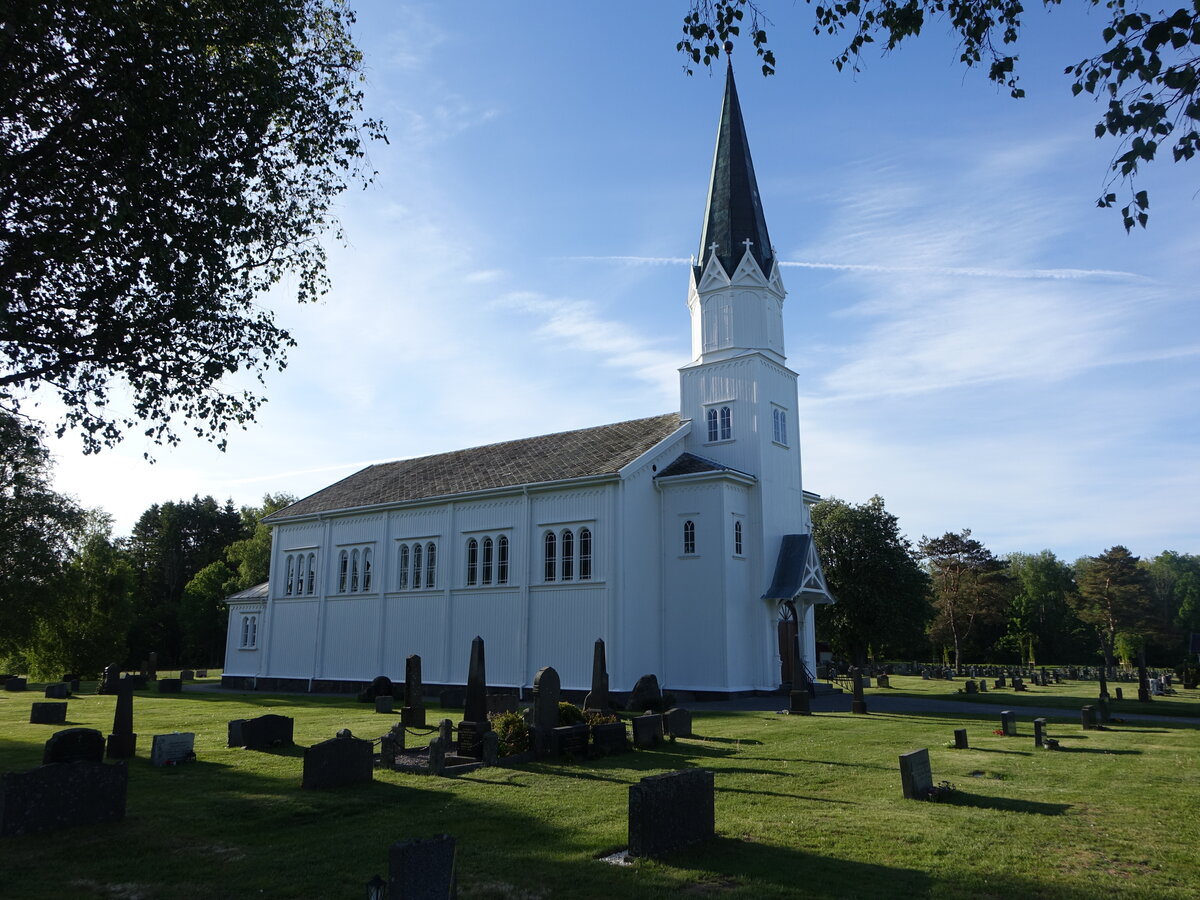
[[41, 1, 1199, 562]]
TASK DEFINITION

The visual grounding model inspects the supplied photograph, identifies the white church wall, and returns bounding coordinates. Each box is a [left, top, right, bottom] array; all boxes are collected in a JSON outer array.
[[527, 585, 606, 689], [381, 593, 453, 682], [613, 459, 669, 693], [329, 512, 387, 546], [319, 596, 383, 680], [446, 592, 525, 687], [223, 604, 263, 676], [264, 599, 319, 678]]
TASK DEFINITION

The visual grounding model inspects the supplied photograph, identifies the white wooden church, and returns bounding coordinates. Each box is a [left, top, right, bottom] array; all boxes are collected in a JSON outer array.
[[223, 64, 834, 696]]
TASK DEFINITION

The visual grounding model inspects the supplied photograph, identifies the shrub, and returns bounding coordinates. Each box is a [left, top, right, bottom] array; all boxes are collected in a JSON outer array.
[[584, 710, 619, 726], [557, 701, 584, 726], [489, 710, 529, 756]]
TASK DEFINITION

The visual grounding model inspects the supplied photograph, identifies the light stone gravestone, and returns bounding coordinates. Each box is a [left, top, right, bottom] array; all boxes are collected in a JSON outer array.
[[899, 748, 934, 800], [151, 732, 196, 767]]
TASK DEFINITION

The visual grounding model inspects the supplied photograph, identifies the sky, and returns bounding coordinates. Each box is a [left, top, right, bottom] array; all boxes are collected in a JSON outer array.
[[35, 1, 1200, 562]]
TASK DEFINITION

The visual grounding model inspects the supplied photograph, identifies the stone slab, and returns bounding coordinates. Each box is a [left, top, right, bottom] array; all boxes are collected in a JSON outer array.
[[899, 748, 933, 800], [631, 713, 664, 748], [151, 732, 196, 767], [44, 728, 105, 765], [628, 768, 715, 858], [388, 834, 457, 899], [30, 702, 67, 725], [0, 761, 127, 836], [302, 734, 374, 789]]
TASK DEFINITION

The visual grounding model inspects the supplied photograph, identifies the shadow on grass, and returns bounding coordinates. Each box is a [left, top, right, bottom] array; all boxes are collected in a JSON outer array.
[[1053, 746, 1142, 756], [939, 791, 1072, 815], [717, 786, 857, 803], [690, 734, 763, 746], [964, 747, 1033, 756]]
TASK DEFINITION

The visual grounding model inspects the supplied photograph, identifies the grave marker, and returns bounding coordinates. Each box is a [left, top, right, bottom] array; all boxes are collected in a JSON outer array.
[[302, 733, 373, 789], [43, 728, 105, 765], [30, 702, 67, 725], [388, 834, 457, 899], [1080, 706, 1097, 730], [227, 714, 294, 750], [151, 732, 196, 767], [43, 683, 71, 699], [0, 761, 128, 836], [1000, 710, 1016, 737], [899, 748, 934, 800], [583, 638, 610, 713], [157, 678, 182, 694], [627, 769, 715, 858], [851, 668, 868, 714], [663, 708, 693, 738], [1033, 718, 1047, 749], [531, 667, 560, 756], [106, 688, 137, 759], [632, 713, 664, 748], [402, 654, 426, 727], [953, 728, 968, 750]]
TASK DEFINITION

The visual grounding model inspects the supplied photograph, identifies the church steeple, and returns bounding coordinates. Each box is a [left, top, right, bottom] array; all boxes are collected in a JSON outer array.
[[695, 61, 774, 280]]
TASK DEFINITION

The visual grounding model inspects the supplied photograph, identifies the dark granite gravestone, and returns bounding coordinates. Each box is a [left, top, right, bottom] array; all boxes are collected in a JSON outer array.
[[438, 718, 454, 746], [4, 677, 27, 692], [1096, 697, 1110, 724], [632, 712, 665, 748], [964, 680, 978, 695], [953, 728, 969, 750], [227, 714, 294, 750], [44, 682, 71, 699], [376, 695, 395, 714], [195, 669, 208, 678], [456, 721, 483, 760], [1137, 665, 1152, 703], [1000, 710, 1016, 737], [663, 708, 693, 738], [627, 769, 715, 858], [30, 702, 67, 725], [302, 733, 374, 789], [427, 737, 447, 776], [583, 638, 610, 713], [44, 728, 105, 765], [179, 669, 195, 681], [1098, 667, 1109, 699], [157, 678, 182, 694], [121, 674, 147, 690], [380, 720, 406, 768], [628, 673, 663, 712], [0, 761, 128, 836], [876, 673, 890, 688], [99, 665, 120, 695], [978, 679, 988, 693], [388, 834, 457, 900], [995, 675, 1006, 688], [106, 688, 137, 759], [463, 636, 488, 725], [1080, 706, 1097, 730], [481, 731, 499, 766], [371, 674, 395, 700], [402, 654, 426, 727], [591, 721, 629, 756], [147, 652, 158, 680], [851, 669, 868, 715], [1033, 718, 1047, 749], [789, 688, 811, 714], [899, 748, 934, 800], [550, 724, 589, 758], [150, 732, 196, 767], [531, 666, 561, 756], [1115, 687, 1124, 701]]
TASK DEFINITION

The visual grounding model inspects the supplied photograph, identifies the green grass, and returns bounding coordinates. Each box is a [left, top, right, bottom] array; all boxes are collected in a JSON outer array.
[[1, 679, 1198, 899]]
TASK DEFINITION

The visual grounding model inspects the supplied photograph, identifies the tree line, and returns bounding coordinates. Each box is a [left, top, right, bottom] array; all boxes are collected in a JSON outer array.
[[0, 413, 292, 679], [812, 496, 1200, 671]]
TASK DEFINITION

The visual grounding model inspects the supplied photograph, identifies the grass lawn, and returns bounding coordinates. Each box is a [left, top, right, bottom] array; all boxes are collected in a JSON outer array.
[[1, 677, 1197, 899]]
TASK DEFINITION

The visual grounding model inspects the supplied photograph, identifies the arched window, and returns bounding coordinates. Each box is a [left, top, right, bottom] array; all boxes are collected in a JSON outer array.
[[398, 544, 410, 590], [466, 539, 478, 586], [482, 537, 494, 585], [285, 555, 295, 596], [425, 542, 437, 588], [719, 405, 732, 440], [706, 407, 719, 442], [362, 548, 373, 592], [241, 616, 250, 647], [734, 520, 743, 556], [561, 529, 574, 581], [350, 549, 360, 592], [497, 535, 509, 585], [683, 520, 696, 555], [306, 554, 316, 594], [248, 615, 257, 648], [338, 550, 349, 592], [544, 531, 557, 582], [579, 528, 592, 580], [412, 542, 423, 588]]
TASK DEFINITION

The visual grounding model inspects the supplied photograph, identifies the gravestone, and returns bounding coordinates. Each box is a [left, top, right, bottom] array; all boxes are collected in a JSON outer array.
[[179, 669, 195, 681], [388, 834, 457, 900], [44, 682, 71, 699], [457, 721, 483, 760], [380, 721, 406, 768], [995, 675, 1006, 688], [122, 674, 147, 690], [627, 768, 715, 858], [30, 702, 67, 725], [851, 669, 867, 715], [151, 732, 196, 767], [953, 728, 969, 750], [106, 688, 137, 759], [375, 695, 395, 714], [876, 673, 890, 688], [631, 712, 664, 748], [195, 669, 208, 678], [370, 675, 394, 700], [302, 733, 373, 789], [978, 679, 988, 693], [965, 680, 978, 695], [4, 677, 27, 692], [147, 652, 158, 680], [227, 713, 294, 750], [1096, 697, 1110, 724], [628, 673, 663, 712], [1115, 687, 1124, 701], [663, 708, 693, 738], [531, 666, 561, 756], [1137, 665, 1152, 703], [1000, 710, 1016, 737], [789, 642, 811, 714], [1080, 706, 1096, 730], [1033, 718, 1047, 749], [99, 665, 120, 695], [481, 731, 499, 766], [899, 748, 934, 800], [551, 724, 589, 758], [591, 721, 628, 756], [0, 761, 128, 836], [44, 728, 105, 765], [1098, 667, 1109, 699], [583, 638, 610, 712], [157, 678, 182, 694], [789, 688, 811, 715], [427, 737, 447, 776], [437, 718, 454, 746], [462, 636, 489, 725], [402, 654, 426, 727]]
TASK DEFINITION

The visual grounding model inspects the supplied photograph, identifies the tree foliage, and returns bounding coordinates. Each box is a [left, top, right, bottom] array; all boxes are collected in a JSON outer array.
[[1003, 550, 1084, 663], [1070, 545, 1152, 668], [0, 0, 384, 454], [811, 495, 931, 664], [920, 529, 1011, 670], [679, 0, 1199, 228]]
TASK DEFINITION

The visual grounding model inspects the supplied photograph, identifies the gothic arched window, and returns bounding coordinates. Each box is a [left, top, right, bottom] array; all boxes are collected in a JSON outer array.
[[683, 520, 696, 555], [579, 528, 592, 580], [338, 550, 348, 593], [497, 535, 510, 585], [425, 542, 437, 588], [412, 542, 423, 588], [482, 537, 494, 585], [706, 407, 719, 442], [399, 544, 410, 589], [306, 553, 316, 594], [544, 531, 557, 582], [734, 520, 743, 556], [561, 529, 574, 581], [466, 539, 478, 586], [719, 405, 732, 440], [285, 555, 295, 596]]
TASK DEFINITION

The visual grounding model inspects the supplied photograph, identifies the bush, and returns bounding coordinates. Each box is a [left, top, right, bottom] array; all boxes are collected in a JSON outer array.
[[489, 710, 529, 757], [584, 710, 619, 726], [557, 701, 584, 726]]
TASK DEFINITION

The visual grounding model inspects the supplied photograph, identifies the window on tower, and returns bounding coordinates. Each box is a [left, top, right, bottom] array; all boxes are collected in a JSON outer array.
[[683, 520, 696, 555]]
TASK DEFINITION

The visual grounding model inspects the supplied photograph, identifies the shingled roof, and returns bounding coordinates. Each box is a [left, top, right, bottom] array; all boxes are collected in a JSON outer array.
[[653, 452, 751, 480], [267, 413, 684, 521]]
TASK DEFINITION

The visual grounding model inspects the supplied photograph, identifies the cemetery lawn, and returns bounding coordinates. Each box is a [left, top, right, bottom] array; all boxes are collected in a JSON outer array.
[[1, 684, 1197, 899]]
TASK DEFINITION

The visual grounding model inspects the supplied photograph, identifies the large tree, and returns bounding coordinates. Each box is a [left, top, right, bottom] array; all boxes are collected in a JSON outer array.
[[0, 1, 383, 453], [1004, 550, 1084, 664], [920, 529, 1011, 670], [679, 0, 1198, 229], [1070, 545, 1153, 669], [811, 495, 931, 664]]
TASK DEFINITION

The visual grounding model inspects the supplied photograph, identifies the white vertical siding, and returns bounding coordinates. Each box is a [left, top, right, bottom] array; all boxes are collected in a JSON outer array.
[[527, 587, 606, 690], [266, 600, 319, 678], [320, 596, 382, 680]]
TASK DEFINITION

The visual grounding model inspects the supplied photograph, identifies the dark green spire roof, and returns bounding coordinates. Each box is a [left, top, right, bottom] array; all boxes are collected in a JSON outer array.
[[696, 62, 774, 279]]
